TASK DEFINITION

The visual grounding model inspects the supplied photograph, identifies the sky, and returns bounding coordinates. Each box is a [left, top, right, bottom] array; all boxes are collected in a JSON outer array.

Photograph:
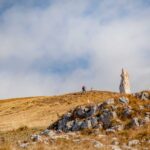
[[0, 0, 150, 99]]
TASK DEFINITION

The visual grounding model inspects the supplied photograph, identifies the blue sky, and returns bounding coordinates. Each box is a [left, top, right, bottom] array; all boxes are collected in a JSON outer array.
[[0, 0, 150, 98]]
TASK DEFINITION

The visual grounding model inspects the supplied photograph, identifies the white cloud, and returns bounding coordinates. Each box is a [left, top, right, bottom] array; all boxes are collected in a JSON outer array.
[[0, 0, 149, 99]]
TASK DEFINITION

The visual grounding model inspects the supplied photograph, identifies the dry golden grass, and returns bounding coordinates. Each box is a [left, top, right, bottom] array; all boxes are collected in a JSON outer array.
[[0, 91, 119, 131], [0, 126, 111, 150], [0, 90, 150, 150]]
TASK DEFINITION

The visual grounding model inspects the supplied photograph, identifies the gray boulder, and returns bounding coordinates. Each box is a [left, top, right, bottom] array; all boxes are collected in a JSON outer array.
[[99, 109, 112, 129], [74, 106, 97, 119], [123, 107, 132, 118], [71, 120, 83, 131], [75, 107, 86, 118], [80, 120, 88, 129], [57, 119, 66, 131], [66, 121, 74, 130], [90, 117, 98, 127], [86, 119, 92, 128]]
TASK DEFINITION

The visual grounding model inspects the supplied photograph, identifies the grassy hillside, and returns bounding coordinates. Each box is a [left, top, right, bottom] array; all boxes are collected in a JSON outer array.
[[0, 91, 120, 131], [0, 90, 150, 150]]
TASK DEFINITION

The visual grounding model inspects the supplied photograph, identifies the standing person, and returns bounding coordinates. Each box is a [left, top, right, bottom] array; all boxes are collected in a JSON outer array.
[[82, 85, 86, 93]]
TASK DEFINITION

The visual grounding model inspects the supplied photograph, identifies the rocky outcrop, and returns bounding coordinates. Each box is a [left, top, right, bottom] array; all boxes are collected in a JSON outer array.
[[27, 93, 150, 150], [134, 91, 150, 100], [47, 96, 149, 133], [119, 69, 131, 94]]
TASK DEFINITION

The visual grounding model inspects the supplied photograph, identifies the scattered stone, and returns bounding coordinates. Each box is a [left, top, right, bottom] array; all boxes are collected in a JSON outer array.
[[134, 91, 150, 100], [99, 109, 112, 129], [19, 143, 29, 148], [143, 116, 150, 124], [106, 128, 116, 134], [112, 140, 119, 145], [141, 92, 149, 100], [48, 130, 56, 137], [18, 141, 29, 148], [128, 140, 139, 146], [31, 135, 42, 142], [123, 107, 132, 118], [122, 145, 137, 150], [139, 105, 144, 110], [86, 119, 92, 129], [119, 97, 129, 104], [66, 120, 74, 130], [91, 117, 98, 127], [130, 118, 139, 128], [111, 125, 124, 131], [111, 145, 122, 150], [40, 129, 50, 136], [105, 98, 115, 105], [71, 120, 82, 131], [92, 129, 100, 135], [93, 141, 104, 148]]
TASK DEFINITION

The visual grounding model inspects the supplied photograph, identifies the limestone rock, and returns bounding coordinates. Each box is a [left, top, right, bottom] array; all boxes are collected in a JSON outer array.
[[40, 129, 50, 136], [142, 116, 150, 124], [141, 92, 149, 100], [128, 140, 139, 146], [119, 69, 131, 94], [93, 141, 104, 148], [71, 120, 82, 131], [123, 107, 132, 118], [73, 106, 97, 119], [134, 91, 150, 100], [111, 125, 124, 131], [20, 143, 29, 148], [66, 121, 74, 130], [105, 98, 115, 105], [106, 128, 116, 134], [31, 135, 42, 142], [119, 97, 129, 104], [99, 109, 113, 129], [130, 118, 140, 128], [111, 145, 122, 150]]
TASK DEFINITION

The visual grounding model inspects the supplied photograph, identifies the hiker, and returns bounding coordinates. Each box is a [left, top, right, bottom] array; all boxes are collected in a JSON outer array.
[[82, 85, 86, 93]]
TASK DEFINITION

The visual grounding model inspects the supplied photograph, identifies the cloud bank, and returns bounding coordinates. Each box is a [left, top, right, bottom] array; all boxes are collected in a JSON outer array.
[[0, 0, 150, 98]]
